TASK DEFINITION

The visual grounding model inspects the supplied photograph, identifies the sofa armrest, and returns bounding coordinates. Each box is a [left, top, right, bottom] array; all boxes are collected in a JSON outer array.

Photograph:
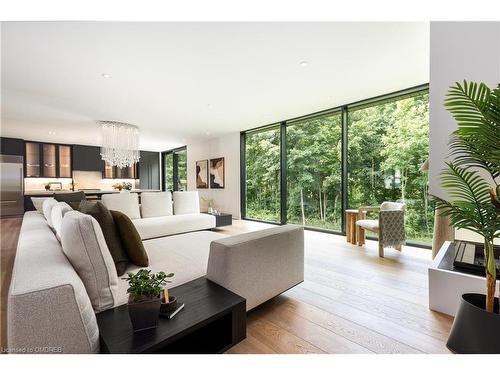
[[206, 225, 304, 311], [8, 284, 99, 353]]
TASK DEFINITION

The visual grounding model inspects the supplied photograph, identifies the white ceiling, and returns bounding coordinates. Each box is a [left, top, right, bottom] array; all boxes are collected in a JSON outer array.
[[1, 22, 429, 151]]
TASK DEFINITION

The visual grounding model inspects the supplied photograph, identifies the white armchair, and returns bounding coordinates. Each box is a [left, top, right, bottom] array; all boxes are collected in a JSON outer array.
[[355, 201, 406, 257]]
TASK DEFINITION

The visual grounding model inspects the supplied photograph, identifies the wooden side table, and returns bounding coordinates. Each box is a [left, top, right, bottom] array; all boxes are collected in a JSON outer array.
[[345, 209, 360, 245]]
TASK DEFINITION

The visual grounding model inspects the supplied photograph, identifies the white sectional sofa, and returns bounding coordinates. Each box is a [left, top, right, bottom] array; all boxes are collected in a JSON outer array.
[[7, 195, 304, 353], [101, 191, 216, 240]]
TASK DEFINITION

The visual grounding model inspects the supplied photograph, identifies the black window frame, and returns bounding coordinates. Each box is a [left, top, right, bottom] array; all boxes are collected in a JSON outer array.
[[240, 83, 430, 248], [161, 146, 187, 192]]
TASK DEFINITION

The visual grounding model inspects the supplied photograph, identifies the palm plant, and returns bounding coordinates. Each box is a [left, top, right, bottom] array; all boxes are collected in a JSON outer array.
[[434, 81, 500, 313]]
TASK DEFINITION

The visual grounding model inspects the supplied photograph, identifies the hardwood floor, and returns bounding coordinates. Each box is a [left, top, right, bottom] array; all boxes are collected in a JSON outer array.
[[218, 220, 453, 354], [0, 217, 452, 354]]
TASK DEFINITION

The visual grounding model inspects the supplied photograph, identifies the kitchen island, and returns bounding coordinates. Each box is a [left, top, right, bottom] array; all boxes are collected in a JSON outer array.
[[24, 189, 162, 211]]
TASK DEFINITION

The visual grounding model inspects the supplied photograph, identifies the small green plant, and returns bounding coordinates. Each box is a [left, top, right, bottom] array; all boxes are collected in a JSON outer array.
[[123, 269, 174, 302]]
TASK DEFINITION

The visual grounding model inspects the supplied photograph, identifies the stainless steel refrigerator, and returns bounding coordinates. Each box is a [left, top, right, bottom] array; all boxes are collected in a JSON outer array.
[[0, 154, 24, 216]]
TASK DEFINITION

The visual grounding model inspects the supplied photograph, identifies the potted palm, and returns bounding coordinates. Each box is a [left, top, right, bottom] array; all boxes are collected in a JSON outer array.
[[434, 81, 500, 353], [123, 269, 174, 332]]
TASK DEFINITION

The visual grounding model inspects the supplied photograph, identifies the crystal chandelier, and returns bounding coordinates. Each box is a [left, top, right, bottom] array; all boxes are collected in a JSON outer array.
[[99, 121, 141, 168]]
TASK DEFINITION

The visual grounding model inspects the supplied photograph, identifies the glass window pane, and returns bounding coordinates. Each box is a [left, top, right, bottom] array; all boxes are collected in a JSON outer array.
[[245, 126, 281, 222], [347, 91, 433, 244], [163, 153, 173, 191], [287, 112, 342, 231], [176, 149, 187, 191]]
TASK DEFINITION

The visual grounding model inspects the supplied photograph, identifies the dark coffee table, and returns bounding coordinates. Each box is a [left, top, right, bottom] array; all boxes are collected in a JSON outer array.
[[96, 277, 246, 353], [205, 212, 232, 227]]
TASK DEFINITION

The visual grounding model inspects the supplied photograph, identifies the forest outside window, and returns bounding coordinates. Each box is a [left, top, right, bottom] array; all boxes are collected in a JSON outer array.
[[162, 147, 187, 192], [241, 85, 432, 246]]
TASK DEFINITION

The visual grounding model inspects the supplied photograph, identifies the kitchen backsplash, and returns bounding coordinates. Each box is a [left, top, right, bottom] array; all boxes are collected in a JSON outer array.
[[25, 171, 138, 191], [24, 178, 73, 191], [73, 171, 137, 190]]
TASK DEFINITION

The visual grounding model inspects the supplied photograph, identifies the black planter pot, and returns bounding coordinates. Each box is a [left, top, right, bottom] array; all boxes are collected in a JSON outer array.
[[447, 293, 500, 353], [127, 296, 161, 332]]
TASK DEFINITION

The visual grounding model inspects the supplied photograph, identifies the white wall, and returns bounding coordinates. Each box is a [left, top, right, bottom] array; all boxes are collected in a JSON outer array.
[[429, 22, 500, 199], [187, 132, 241, 219]]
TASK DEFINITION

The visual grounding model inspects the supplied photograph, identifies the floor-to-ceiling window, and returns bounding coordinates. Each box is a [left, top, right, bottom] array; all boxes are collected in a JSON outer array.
[[162, 146, 187, 192], [176, 148, 187, 191], [287, 112, 342, 231], [244, 125, 281, 223], [348, 91, 432, 244], [241, 85, 432, 246]]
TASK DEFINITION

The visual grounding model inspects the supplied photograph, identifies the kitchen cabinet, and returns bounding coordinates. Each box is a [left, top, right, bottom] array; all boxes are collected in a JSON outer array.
[[0, 137, 24, 156], [25, 142, 41, 177], [103, 161, 137, 179], [25, 142, 72, 178], [42, 144, 57, 177], [139, 151, 160, 190], [72, 145, 102, 172], [58, 145, 72, 177]]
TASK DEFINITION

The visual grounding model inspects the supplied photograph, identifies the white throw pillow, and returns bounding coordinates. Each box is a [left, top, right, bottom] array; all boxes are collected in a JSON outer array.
[[60, 211, 119, 313], [51, 202, 73, 241], [31, 197, 49, 212], [101, 192, 141, 219], [140, 192, 173, 218], [42, 198, 57, 227], [173, 191, 201, 215]]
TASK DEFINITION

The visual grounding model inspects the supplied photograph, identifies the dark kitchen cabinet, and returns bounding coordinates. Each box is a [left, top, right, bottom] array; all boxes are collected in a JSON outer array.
[[139, 151, 160, 190], [103, 161, 137, 179], [0, 137, 24, 156], [42, 144, 57, 177], [72, 145, 102, 172], [58, 145, 72, 177], [25, 142, 41, 177], [25, 141, 73, 178]]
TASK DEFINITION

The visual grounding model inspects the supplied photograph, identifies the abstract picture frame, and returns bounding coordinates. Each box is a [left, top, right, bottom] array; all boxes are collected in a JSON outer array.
[[196, 159, 209, 189], [209, 157, 225, 189]]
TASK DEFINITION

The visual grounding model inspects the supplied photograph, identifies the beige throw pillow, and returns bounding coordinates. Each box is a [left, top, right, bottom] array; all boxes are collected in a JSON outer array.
[[60, 211, 119, 313]]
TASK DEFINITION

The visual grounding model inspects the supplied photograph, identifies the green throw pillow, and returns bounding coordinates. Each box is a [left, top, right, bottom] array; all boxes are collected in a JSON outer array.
[[79, 201, 129, 276], [110, 210, 149, 267]]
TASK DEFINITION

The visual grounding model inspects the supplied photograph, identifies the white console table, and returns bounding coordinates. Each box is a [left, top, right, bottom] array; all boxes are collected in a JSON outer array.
[[429, 241, 500, 316]]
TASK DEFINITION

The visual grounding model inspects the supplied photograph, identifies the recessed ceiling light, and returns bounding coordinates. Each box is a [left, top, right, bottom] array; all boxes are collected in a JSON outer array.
[[101, 73, 111, 79], [299, 61, 308, 67], [48, 131, 56, 135]]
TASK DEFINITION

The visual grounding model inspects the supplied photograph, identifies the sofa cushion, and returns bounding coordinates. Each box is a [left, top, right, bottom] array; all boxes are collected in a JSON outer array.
[[60, 211, 120, 313], [79, 201, 129, 276], [42, 198, 57, 227], [173, 191, 200, 215], [140, 192, 173, 218], [101, 192, 141, 219], [54, 191, 87, 209], [51, 202, 73, 240], [132, 213, 216, 240], [110, 210, 149, 267], [115, 231, 226, 306], [31, 197, 49, 212]]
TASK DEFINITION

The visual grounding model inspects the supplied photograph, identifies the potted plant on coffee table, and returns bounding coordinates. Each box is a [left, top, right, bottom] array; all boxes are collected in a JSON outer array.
[[434, 80, 500, 353], [123, 269, 174, 332]]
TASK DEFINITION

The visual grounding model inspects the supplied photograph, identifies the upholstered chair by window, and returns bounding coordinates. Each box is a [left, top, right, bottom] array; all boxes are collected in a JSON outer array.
[[355, 201, 406, 257]]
